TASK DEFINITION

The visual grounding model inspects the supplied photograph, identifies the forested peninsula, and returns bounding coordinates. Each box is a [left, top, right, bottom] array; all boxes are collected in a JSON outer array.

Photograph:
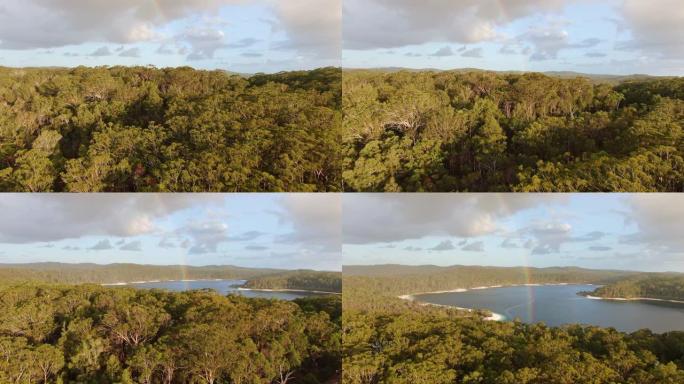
[[343, 70, 684, 192], [343, 265, 684, 383], [0, 284, 341, 384], [585, 276, 684, 302], [242, 270, 342, 293], [0, 66, 341, 192]]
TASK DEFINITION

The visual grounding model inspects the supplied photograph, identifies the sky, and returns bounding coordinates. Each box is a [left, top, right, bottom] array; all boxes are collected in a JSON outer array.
[[343, 0, 684, 76], [0, 0, 341, 73], [0, 194, 341, 271], [343, 194, 684, 273]]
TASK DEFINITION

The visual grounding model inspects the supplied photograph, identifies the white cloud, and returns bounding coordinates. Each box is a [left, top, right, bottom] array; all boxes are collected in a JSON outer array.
[[0, 0, 233, 49], [270, 0, 341, 59], [183, 220, 230, 255], [179, 27, 227, 61], [0, 0, 341, 61], [525, 221, 572, 254], [343, 0, 574, 50], [521, 24, 602, 61], [342, 0, 684, 69], [343, 194, 567, 244], [276, 194, 341, 253], [0, 194, 221, 244], [621, 195, 684, 252], [619, 0, 684, 59]]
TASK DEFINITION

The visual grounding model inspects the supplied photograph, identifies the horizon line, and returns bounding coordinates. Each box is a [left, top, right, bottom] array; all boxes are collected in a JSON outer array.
[[0, 64, 342, 75], [341, 66, 681, 78], [0, 261, 340, 273], [343, 263, 683, 274]]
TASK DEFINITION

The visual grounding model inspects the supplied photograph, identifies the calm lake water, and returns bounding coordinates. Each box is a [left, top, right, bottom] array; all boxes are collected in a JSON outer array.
[[122, 279, 323, 301], [415, 284, 684, 333]]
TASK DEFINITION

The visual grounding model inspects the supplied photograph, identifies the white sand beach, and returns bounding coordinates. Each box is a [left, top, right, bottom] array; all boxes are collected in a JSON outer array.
[[397, 289, 505, 321], [585, 295, 684, 304]]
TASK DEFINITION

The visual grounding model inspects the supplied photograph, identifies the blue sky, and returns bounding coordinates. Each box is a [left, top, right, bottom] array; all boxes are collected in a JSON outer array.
[[0, 194, 341, 271], [0, 0, 340, 73], [343, 0, 684, 75], [343, 194, 684, 273]]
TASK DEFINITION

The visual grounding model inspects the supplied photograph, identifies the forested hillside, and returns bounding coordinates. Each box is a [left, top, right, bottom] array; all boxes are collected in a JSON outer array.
[[342, 268, 684, 383], [0, 263, 283, 285], [0, 66, 341, 192], [343, 304, 684, 383], [588, 276, 684, 301], [243, 270, 342, 293], [0, 284, 340, 384], [343, 70, 684, 191]]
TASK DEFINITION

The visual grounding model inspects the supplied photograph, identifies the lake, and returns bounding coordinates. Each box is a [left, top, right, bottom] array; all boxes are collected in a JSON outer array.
[[415, 284, 684, 333], [117, 279, 325, 301]]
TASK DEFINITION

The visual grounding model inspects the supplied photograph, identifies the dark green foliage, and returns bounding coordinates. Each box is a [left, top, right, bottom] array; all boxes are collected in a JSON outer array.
[[244, 270, 342, 293], [0, 284, 341, 383], [589, 276, 684, 301], [0, 66, 342, 192], [343, 308, 684, 384], [342, 70, 684, 191], [342, 267, 684, 384]]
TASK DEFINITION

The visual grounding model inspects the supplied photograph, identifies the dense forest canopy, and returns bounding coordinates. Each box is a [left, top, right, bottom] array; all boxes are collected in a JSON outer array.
[[0, 284, 341, 384], [243, 270, 342, 293], [343, 305, 684, 384], [0, 66, 341, 192], [342, 70, 684, 192], [342, 266, 684, 383], [0, 263, 285, 286], [587, 276, 684, 301]]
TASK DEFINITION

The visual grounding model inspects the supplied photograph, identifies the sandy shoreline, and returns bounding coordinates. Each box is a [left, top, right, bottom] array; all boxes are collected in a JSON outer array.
[[397, 290, 505, 321], [101, 278, 241, 286], [398, 294, 505, 321], [100, 280, 340, 295], [585, 295, 684, 304], [397, 282, 596, 322]]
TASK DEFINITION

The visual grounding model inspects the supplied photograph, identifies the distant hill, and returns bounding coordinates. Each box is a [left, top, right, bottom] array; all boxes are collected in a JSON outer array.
[[342, 67, 676, 84], [344, 264, 651, 280], [0, 262, 287, 285], [342, 264, 682, 298]]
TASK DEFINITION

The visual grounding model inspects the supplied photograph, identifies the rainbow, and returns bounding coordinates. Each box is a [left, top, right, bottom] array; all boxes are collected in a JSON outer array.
[[178, 254, 190, 291], [522, 254, 536, 322]]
